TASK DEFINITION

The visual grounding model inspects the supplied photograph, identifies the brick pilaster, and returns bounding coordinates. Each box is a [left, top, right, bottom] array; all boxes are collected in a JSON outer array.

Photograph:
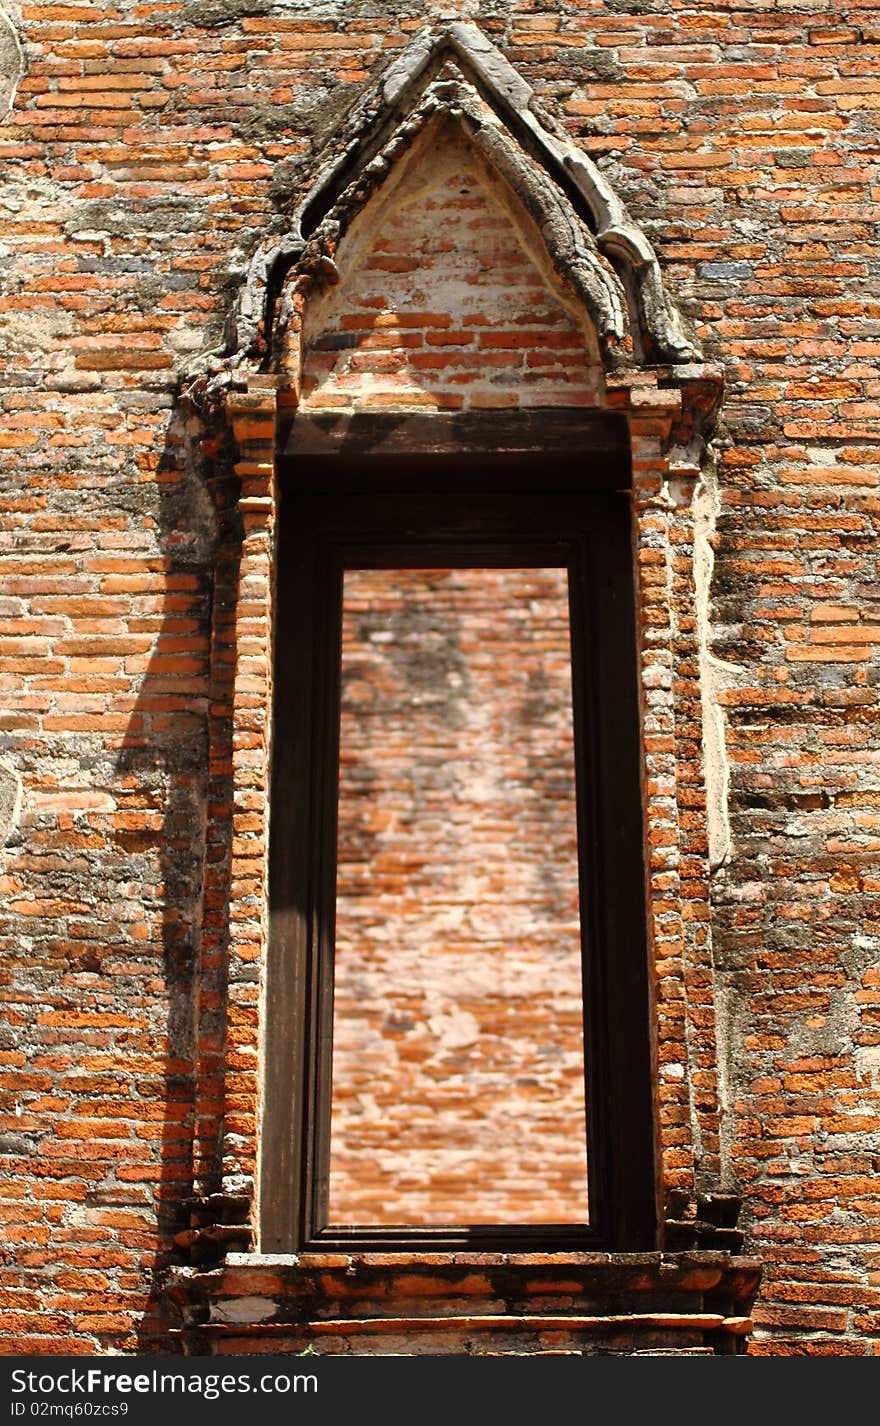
[[220, 383, 279, 1212]]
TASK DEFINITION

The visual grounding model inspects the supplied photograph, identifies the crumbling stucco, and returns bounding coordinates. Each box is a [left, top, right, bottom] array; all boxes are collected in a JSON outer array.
[[0, 5, 23, 121], [0, 759, 22, 848], [693, 469, 746, 873]]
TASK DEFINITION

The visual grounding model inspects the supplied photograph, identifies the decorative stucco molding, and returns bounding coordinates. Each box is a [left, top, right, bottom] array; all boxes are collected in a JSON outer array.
[[182, 21, 703, 412]]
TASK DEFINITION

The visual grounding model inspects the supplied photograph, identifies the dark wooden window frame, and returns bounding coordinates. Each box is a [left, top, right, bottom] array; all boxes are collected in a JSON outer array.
[[261, 411, 656, 1254]]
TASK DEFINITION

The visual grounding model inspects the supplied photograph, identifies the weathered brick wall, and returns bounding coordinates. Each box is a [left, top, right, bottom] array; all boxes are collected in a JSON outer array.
[[0, 0, 878, 1356], [331, 565, 587, 1227]]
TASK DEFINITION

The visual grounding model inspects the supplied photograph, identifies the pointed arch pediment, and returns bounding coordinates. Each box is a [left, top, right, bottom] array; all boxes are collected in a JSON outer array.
[[290, 21, 697, 369], [186, 21, 711, 409]]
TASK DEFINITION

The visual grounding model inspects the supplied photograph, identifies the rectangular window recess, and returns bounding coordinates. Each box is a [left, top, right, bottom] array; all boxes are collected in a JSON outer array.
[[263, 478, 655, 1255]]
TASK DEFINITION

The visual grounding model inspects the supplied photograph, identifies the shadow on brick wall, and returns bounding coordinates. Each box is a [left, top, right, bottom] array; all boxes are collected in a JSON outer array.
[[112, 406, 240, 1352]]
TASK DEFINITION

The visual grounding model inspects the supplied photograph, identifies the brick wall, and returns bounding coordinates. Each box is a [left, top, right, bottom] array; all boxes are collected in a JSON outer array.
[[0, 0, 878, 1356], [330, 565, 587, 1227]]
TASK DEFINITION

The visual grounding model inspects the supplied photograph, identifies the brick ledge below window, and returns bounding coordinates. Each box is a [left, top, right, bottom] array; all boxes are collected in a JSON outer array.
[[164, 1250, 762, 1356]]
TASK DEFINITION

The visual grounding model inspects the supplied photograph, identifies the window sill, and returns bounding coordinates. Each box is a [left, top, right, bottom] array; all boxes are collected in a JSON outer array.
[[165, 1249, 763, 1356]]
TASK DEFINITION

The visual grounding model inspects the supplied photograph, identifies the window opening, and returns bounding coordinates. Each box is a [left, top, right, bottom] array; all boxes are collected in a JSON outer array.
[[329, 564, 589, 1227], [263, 460, 655, 1254]]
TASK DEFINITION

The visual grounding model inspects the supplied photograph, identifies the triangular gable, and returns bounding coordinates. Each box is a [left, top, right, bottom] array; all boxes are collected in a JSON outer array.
[[187, 22, 702, 397]]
